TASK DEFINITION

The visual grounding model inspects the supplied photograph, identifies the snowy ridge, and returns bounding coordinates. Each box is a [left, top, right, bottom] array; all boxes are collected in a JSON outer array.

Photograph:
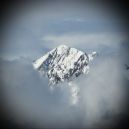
[[33, 45, 97, 85]]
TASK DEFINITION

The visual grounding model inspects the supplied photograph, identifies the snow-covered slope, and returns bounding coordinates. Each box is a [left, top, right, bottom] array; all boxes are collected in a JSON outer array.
[[33, 45, 97, 85]]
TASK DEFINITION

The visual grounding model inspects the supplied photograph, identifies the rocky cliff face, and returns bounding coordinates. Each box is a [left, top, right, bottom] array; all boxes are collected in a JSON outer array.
[[33, 45, 97, 85]]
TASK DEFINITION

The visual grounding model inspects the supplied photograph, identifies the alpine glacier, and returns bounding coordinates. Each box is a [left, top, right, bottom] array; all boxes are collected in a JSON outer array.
[[33, 45, 97, 85]]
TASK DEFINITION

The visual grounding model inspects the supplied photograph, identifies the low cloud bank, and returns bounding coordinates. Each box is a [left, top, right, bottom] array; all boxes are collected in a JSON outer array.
[[0, 54, 128, 129]]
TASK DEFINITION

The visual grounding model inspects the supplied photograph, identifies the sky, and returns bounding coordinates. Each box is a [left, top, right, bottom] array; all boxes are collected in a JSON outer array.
[[1, 1, 129, 129]]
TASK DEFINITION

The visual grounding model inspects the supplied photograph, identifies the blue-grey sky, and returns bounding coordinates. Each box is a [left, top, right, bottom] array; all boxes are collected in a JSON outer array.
[[1, 0, 128, 60], [1, 1, 129, 129]]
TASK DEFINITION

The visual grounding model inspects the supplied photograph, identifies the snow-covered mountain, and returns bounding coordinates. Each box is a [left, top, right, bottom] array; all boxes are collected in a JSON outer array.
[[33, 45, 97, 85]]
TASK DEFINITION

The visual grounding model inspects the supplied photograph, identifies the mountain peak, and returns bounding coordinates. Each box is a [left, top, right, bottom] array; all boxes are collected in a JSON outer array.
[[33, 45, 96, 85]]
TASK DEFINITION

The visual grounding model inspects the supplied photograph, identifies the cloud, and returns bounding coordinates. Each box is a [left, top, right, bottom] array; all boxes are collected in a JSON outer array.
[[1, 0, 129, 128], [76, 55, 126, 128], [63, 18, 86, 22], [1, 0, 126, 60], [41, 32, 126, 50], [1, 52, 128, 129], [0, 58, 84, 129]]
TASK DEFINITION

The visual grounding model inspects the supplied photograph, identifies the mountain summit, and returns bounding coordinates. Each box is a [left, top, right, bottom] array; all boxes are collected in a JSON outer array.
[[33, 45, 97, 85]]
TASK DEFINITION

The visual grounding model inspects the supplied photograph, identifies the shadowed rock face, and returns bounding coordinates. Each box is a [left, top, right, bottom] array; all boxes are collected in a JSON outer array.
[[33, 45, 96, 85]]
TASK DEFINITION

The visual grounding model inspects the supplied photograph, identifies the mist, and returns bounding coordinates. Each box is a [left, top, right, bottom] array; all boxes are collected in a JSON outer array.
[[0, 50, 128, 129], [1, 0, 129, 129]]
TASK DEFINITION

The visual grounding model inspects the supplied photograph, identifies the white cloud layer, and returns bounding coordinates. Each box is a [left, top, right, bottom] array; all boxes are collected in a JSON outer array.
[[1, 52, 128, 129], [77, 56, 126, 127], [41, 32, 126, 50]]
